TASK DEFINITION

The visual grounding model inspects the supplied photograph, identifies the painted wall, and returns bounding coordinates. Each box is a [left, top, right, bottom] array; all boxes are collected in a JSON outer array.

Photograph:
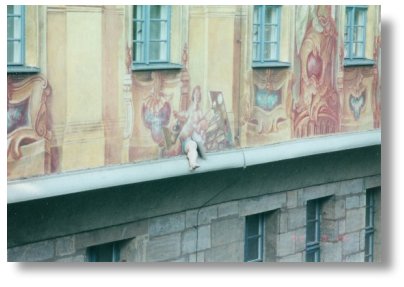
[[7, 5, 381, 181]]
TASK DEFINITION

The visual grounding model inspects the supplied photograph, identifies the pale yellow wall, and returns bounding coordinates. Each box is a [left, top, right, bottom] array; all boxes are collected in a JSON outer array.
[[25, 6, 38, 67]]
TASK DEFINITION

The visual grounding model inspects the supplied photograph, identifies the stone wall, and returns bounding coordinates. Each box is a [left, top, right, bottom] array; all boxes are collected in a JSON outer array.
[[8, 175, 381, 262]]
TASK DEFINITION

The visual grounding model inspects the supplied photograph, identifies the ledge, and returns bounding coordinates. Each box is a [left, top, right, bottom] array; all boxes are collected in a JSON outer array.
[[132, 63, 183, 71], [344, 58, 375, 67], [252, 61, 291, 69], [7, 66, 41, 74], [7, 130, 381, 204]]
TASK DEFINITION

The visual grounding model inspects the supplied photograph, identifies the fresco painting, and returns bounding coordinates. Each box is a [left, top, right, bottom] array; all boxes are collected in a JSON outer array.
[[293, 5, 339, 137], [7, 75, 53, 180], [246, 69, 292, 146], [7, 5, 381, 181]]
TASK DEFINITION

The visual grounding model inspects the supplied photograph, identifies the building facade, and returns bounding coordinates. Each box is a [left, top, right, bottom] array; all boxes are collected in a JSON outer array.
[[7, 5, 381, 262]]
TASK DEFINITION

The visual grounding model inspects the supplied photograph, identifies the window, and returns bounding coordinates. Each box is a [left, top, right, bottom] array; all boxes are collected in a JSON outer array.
[[306, 199, 321, 262], [244, 213, 264, 262], [132, 5, 182, 71], [365, 189, 376, 262], [7, 5, 25, 66], [253, 5, 280, 65], [87, 242, 121, 262], [344, 6, 374, 66]]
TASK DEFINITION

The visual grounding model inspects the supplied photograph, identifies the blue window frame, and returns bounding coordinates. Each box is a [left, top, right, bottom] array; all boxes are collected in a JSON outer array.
[[7, 5, 25, 66], [365, 189, 375, 262], [344, 6, 374, 66], [133, 5, 171, 65], [253, 5, 281, 64], [306, 199, 321, 262], [244, 213, 264, 262]]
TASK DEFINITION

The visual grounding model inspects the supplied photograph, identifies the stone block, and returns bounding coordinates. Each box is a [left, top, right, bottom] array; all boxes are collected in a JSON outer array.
[[218, 201, 239, 218], [339, 179, 363, 196], [197, 205, 217, 225], [338, 220, 346, 235], [345, 252, 364, 262], [186, 209, 198, 228], [346, 196, 360, 209], [55, 236, 75, 257], [8, 240, 55, 262], [75, 219, 148, 249], [205, 241, 243, 262], [335, 199, 346, 219], [286, 190, 298, 209], [182, 229, 197, 254], [342, 232, 360, 256], [211, 217, 244, 247], [365, 175, 381, 189], [287, 207, 306, 230], [294, 228, 306, 252], [239, 193, 286, 216], [197, 225, 211, 251], [149, 213, 185, 237], [277, 231, 295, 257], [303, 182, 339, 202], [278, 252, 303, 262], [55, 254, 86, 262], [189, 252, 205, 263], [321, 241, 342, 262], [345, 208, 365, 233], [279, 210, 288, 234], [146, 233, 181, 262]]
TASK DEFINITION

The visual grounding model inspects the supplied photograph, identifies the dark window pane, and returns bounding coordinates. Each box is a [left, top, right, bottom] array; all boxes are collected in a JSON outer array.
[[246, 237, 259, 261], [246, 214, 260, 237], [306, 221, 316, 243], [88, 243, 118, 262], [306, 249, 316, 262], [307, 201, 317, 221], [265, 6, 277, 25]]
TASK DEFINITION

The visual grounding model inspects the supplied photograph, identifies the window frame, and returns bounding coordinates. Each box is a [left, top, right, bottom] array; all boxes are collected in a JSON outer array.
[[132, 5, 182, 71], [365, 189, 376, 262], [344, 5, 375, 67], [244, 213, 264, 262], [306, 199, 321, 262], [7, 5, 25, 67], [252, 5, 290, 69], [87, 241, 121, 262]]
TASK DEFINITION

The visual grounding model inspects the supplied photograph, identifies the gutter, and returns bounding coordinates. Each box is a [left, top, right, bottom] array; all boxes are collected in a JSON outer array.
[[7, 130, 381, 204]]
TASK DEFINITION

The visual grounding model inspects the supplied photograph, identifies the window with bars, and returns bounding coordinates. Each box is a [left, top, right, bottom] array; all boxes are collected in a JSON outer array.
[[253, 5, 281, 64], [306, 199, 321, 262], [244, 213, 264, 262], [365, 189, 376, 262], [133, 5, 171, 65], [7, 5, 25, 66]]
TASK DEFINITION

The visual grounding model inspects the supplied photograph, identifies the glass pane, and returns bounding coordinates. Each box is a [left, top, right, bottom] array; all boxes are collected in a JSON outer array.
[[264, 43, 277, 60], [307, 201, 317, 221], [253, 25, 260, 42], [149, 41, 167, 61], [253, 43, 259, 61], [264, 25, 277, 42], [345, 8, 351, 26], [134, 6, 143, 19], [354, 9, 366, 26], [365, 206, 370, 227], [265, 6, 277, 25], [344, 42, 349, 58], [8, 41, 21, 64], [306, 221, 316, 243], [8, 5, 22, 15], [8, 17, 21, 39], [353, 42, 364, 57], [306, 249, 316, 262], [246, 237, 259, 261], [353, 26, 365, 42], [134, 42, 143, 62], [151, 5, 168, 20], [344, 25, 350, 42], [246, 214, 260, 237], [133, 21, 143, 41], [253, 6, 260, 24], [150, 21, 167, 41]]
